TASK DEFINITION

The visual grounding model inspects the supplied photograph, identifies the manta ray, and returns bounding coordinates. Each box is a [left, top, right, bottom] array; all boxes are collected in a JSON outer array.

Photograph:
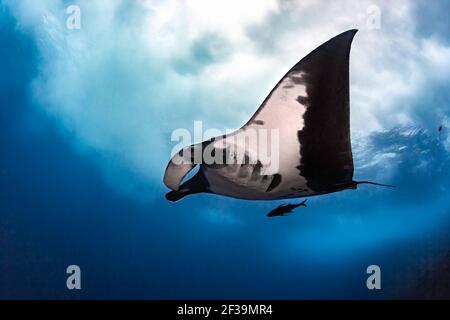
[[163, 29, 392, 203]]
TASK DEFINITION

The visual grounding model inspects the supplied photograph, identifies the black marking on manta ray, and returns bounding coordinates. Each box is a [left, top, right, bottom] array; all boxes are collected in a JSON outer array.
[[250, 161, 263, 180], [289, 74, 306, 85], [266, 174, 282, 192], [253, 120, 265, 125], [295, 30, 357, 193], [296, 96, 309, 106]]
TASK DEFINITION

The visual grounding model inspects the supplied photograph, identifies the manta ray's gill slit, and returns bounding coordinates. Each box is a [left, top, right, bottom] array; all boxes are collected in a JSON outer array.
[[266, 174, 282, 192]]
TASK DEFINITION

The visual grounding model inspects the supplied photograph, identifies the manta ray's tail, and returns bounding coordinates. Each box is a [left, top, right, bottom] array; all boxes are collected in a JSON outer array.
[[354, 181, 396, 188]]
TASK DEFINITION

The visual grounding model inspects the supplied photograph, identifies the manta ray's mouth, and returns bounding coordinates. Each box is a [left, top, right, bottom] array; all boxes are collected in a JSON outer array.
[[165, 190, 187, 202]]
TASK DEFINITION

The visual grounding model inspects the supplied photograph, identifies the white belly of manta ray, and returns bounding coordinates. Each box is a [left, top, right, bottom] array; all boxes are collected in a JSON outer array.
[[163, 29, 393, 204], [203, 71, 310, 200]]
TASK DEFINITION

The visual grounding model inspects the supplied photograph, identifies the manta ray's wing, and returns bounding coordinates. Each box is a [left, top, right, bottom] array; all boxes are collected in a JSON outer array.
[[240, 29, 357, 194]]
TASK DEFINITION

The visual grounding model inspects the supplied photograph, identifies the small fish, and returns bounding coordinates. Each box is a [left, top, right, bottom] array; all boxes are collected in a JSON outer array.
[[439, 125, 443, 132], [267, 200, 307, 217]]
